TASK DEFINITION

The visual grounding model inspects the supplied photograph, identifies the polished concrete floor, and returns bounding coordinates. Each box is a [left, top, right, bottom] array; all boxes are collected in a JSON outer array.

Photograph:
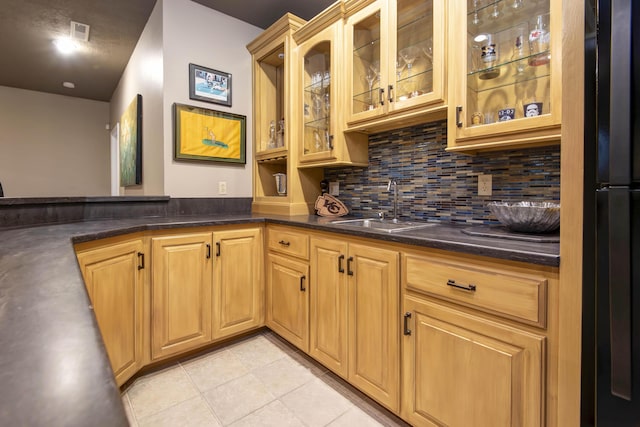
[[121, 331, 408, 426]]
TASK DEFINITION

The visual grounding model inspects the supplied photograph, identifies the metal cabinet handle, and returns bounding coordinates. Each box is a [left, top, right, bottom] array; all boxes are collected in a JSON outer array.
[[300, 275, 306, 292], [403, 312, 412, 336], [456, 106, 463, 128], [137, 252, 144, 270], [379, 88, 385, 106], [347, 256, 354, 276], [216, 242, 221, 257], [206, 244, 211, 259], [328, 135, 334, 150], [388, 85, 394, 103], [446, 279, 476, 292], [338, 254, 345, 273], [278, 240, 290, 247]]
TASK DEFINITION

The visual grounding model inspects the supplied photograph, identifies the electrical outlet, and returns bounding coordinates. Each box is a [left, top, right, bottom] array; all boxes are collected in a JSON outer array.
[[329, 181, 339, 196], [478, 174, 492, 196], [218, 181, 227, 195]]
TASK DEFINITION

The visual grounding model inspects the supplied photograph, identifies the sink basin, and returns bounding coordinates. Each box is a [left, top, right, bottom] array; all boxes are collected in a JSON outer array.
[[329, 218, 436, 233]]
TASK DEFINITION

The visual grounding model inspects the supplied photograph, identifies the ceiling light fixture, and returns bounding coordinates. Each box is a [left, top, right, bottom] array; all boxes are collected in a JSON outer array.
[[53, 37, 79, 54]]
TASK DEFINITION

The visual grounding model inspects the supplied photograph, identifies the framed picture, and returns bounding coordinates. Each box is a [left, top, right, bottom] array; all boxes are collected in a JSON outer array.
[[119, 94, 142, 186], [189, 63, 232, 107], [174, 103, 246, 164]]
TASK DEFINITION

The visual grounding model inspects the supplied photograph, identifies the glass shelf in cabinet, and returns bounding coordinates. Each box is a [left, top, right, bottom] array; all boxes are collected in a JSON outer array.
[[353, 38, 381, 58], [468, 0, 550, 36], [304, 82, 330, 94], [467, 66, 550, 94], [304, 117, 330, 130], [397, 11, 432, 35], [468, 49, 551, 77]]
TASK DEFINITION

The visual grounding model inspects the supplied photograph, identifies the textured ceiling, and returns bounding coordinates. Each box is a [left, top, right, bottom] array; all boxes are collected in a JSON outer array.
[[0, 0, 335, 102]]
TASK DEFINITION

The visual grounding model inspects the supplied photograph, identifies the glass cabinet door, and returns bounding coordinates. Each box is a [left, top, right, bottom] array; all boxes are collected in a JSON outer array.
[[450, 0, 559, 148], [302, 40, 334, 159], [346, 1, 386, 124], [390, 0, 443, 110], [345, 0, 445, 127]]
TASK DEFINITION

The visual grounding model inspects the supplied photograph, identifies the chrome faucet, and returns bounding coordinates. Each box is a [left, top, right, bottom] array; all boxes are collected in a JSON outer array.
[[387, 179, 399, 222]]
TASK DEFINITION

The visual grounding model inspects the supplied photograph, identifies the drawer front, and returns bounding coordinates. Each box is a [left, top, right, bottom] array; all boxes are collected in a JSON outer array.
[[403, 254, 547, 327], [267, 226, 309, 260]]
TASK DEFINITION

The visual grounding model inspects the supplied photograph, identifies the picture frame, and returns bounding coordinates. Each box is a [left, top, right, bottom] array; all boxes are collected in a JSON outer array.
[[188, 63, 232, 107], [119, 94, 142, 186], [174, 103, 246, 164]]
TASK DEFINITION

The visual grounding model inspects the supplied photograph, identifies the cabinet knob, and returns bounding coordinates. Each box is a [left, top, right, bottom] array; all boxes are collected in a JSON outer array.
[[388, 85, 394, 103], [379, 88, 385, 106], [278, 240, 290, 247], [300, 275, 306, 292], [216, 242, 221, 257], [137, 252, 145, 270], [347, 256, 354, 276], [338, 254, 345, 273]]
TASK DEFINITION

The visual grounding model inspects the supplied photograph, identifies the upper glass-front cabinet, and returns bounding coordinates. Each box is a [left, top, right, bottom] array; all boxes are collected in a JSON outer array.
[[447, 0, 561, 152], [295, 3, 368, 167], [344, 0, 446, 129]]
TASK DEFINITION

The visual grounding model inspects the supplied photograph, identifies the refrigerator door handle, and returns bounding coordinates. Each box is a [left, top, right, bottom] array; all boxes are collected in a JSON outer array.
[[608, 187, 632, 400], [609, 0, 633, 185]]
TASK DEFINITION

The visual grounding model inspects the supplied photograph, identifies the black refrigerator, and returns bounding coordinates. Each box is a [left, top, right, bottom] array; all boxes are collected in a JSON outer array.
[[582, 0, 640, 425]]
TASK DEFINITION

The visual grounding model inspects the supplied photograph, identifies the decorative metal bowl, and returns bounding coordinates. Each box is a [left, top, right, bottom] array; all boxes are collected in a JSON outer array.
[[488, 201, 560, 233]]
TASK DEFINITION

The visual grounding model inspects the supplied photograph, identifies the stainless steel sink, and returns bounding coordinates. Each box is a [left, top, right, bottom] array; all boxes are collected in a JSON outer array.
[[329, 218, 436, 233]]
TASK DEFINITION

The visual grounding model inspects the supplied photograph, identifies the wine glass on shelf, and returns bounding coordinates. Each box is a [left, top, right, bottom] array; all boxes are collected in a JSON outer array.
[[399, 46, 420, 98], [471, 0, 482, 27], [420, 38, 433, 68], [364, 66, 378, 110]]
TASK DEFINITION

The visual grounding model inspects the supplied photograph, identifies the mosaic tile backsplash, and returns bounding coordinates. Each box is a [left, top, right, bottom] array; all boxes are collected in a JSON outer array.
[[323, 120, 560, 225]]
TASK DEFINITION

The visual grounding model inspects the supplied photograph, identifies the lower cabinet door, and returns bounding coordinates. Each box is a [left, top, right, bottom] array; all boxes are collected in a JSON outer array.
[[212, 228, 263, 339], [402, 295, 546, 427], [151, 233, 212, 360], [77, 239, 144, 386], [266, 253, 309, 351], [309, 237, 349, 377], [347, 243, 400, 413]]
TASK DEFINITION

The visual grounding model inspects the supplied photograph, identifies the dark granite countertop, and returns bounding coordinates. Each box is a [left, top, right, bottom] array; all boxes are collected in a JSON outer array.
[[0, 214, 558, 425]]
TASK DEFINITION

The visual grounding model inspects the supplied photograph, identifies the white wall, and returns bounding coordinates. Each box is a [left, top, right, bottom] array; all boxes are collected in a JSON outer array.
[[162, 0, 261, 197], [110, 0, 165, 196], [0, 86, 110, 197]]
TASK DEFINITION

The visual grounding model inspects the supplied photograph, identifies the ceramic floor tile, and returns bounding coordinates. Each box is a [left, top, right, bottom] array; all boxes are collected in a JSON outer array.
[[127, 365, 200, 419], [137, 396, 221, 427], [182, 349, 249, 392], [203, 372, 276, 425], [227, 335, 287, 370], [252, 356, 315, 397], [280, 377, 353, 427], [122, 394, 138, 427], [327, 406, 385, 427], [229, 400, 305, 427]]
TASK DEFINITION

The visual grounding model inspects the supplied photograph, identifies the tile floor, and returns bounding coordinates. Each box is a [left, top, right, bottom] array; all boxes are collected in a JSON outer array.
[[122, 331, 409, 427]]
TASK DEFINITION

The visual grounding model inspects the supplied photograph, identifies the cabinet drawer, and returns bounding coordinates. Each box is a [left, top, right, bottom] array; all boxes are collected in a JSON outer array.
[[403, 254, 547, 327], [267, 226, 309, 260]]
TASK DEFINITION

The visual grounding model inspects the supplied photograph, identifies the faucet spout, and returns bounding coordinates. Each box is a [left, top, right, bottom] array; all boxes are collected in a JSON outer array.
[[387, 179, 398, 222]]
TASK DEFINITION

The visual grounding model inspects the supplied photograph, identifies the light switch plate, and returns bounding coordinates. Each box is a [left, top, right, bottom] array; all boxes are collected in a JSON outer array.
[[218, 181, 227, 195], [329, 181, 339, 196]]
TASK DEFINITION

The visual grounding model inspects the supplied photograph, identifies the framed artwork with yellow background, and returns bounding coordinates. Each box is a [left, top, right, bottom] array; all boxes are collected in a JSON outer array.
[[173, 103, 246, 164]]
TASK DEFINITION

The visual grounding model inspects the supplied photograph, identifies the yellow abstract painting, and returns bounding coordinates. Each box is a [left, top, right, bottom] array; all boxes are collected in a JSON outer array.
[[174, 103, 246, 164]]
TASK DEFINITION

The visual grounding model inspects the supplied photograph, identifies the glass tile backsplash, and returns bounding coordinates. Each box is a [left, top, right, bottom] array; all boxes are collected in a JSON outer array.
[[323, 120, 560, 225]]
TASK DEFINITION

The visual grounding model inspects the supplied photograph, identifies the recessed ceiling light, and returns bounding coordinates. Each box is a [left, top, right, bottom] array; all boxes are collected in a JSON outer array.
[[53, 37, 79, 54], [62, 82, 75, 89]]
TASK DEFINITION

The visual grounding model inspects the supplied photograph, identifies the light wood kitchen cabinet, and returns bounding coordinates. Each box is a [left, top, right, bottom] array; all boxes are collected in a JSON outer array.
[[293, 2, 368, 167], [212, 228, 264, 340], [76, 238, 145, 387], [247, 14, 323, 215], [310, 235, 400, 412], [343, 0, 447, 132], [402, 295, 545, 427], [446, 0, 561, 152], [401, 248, 557, 426], [150, 233, 212, 360], [266, 253, 309, 351], [266, 226, 310, 351]]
